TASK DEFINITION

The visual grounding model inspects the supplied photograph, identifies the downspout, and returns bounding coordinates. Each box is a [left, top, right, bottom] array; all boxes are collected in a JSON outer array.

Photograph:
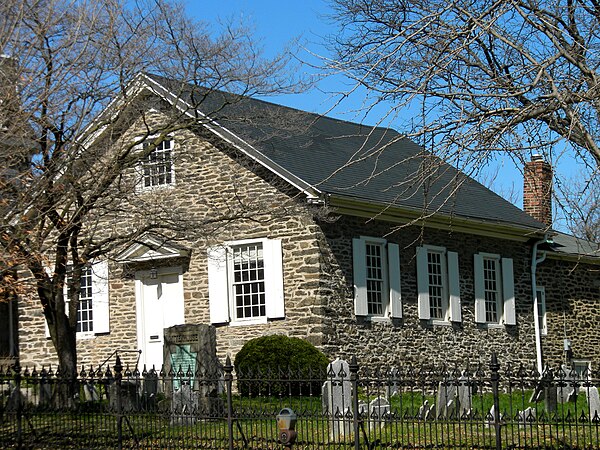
[[531, 236, 548, 374]]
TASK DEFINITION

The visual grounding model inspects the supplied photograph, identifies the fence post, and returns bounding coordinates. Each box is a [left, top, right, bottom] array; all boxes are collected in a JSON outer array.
[[490, 352, 501, 450], [349, 355, 360, 450], [114, 355, 123, 450], [224, 355, 234, 450], [14, 362, 22, 450]]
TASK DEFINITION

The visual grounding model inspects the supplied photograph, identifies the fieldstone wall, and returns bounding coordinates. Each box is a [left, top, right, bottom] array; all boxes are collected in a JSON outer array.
[[315, 216, 539, 368], [14, 96, 600, 373], [17, 102, 327, 369], [537, 258, 600, 367]]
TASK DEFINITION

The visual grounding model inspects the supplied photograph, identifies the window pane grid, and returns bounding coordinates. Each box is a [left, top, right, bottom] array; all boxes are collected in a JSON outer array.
[[483, 258, 499, 323], [67, 266, 94, 333], [366, 243, 384, 315], [143, 140, 173, 187], [427, 251, 444, 319], [231, 243, 266, 319]]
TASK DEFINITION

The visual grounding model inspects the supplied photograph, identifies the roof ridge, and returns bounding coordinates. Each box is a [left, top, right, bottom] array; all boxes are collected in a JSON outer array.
[[142, 72, 400, 135], [140, 72, 547, 233]]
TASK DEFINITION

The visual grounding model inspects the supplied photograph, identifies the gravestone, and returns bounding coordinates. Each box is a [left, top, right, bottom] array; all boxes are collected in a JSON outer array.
[[5, 385, 23, 412], [587, 386, 600, 421], [456, 374, 471, 417], [486, 404, 497, 428], [171, 384, 198, 425], [557, 365, 577, 403], [163, 324, 222, 422], [20, 386, 38, 406], [321, 380, 330, 413], [436, 381, 458, 418], [417, 400, 431, 420], [142, 371, 159, 411], [368, 396, 390, 431], [387, 367, 400, 397], [357, 401, 368, 417], [517, 407, 536, 426], [419, 400, 435, 420], [39, 379, 53, 406], [544, 387, 558, 413], [83, 382, 100, 402], [109, 379, 139, 412], [530, 371, 557, 413], [425, 403, 435, 420], [322, 358, 352, 440]]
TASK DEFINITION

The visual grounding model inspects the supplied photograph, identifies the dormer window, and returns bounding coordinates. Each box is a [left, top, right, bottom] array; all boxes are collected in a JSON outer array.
[[141, 139, 174, 188]]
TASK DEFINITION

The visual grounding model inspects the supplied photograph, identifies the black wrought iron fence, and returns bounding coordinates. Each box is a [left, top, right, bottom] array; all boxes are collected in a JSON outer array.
[[1, 353, 599, 449]]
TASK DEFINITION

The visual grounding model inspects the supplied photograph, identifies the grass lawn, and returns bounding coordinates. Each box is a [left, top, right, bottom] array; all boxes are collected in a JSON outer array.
[[2, 388, 600, 449]]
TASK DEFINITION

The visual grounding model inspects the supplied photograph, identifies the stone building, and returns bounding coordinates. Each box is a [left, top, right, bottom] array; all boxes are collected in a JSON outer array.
[[15, 73, 600, 372], [0, 55, 37, 365]]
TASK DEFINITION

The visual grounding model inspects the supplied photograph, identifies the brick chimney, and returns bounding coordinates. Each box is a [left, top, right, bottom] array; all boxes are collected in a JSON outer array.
[[523, 154, 553, 227]]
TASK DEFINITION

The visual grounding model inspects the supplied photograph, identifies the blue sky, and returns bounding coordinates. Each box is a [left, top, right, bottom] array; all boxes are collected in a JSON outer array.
[[189, 1, 345, 112], [187, 0, 390, 119], [186, 1, 578, 231]]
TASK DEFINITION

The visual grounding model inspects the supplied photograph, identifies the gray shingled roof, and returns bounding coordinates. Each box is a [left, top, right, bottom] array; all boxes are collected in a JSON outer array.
[[549, 233, 600, 259], [145, 74, 545, 231]]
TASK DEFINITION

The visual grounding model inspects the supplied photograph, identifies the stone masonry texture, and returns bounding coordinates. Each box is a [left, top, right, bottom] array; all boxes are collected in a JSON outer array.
[[15, 97, 600, 373]]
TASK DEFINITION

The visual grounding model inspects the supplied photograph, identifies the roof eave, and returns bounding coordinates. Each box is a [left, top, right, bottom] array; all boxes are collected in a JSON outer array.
[[545, 251, 600, 264], [327, 194, 547, 242]]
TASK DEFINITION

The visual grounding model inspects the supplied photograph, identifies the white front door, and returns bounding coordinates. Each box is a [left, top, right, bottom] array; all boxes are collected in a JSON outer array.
[[136, 269, 185, 371]]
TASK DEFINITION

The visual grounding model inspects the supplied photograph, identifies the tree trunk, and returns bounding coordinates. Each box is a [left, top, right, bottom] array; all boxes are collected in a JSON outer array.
[[53, 312, 77, 377], [47, 297, 79, 407]]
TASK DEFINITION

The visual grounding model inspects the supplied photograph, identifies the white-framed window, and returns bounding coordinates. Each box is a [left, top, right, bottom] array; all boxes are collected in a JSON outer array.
[[474, 253, 516, 326], [230, 242, 266, 320], [46, 260, 110, 338], [352, 237, 402, 319], [536, 286, 547, 336], [572, 360, 592, 380], [68, 266, 94, 333], [416, 246, 461, 323], [140, 138, 174, 189], [207, 238, 284, 325]]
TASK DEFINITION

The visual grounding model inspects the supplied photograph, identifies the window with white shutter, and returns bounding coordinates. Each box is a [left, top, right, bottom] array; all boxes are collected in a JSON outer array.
[[46, 260, 110, 339], [474, 253, 516, 326], [353, 237, 402, 320], [416, 246, 461, 323], [207, 238, 284, 325]]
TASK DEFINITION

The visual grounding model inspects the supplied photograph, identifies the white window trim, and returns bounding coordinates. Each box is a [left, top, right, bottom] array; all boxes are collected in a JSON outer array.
[[474, 253, 516, 327], [136, 135, 176, 192], [352, 236, 402, 321], [45, 260, 110, 340], [64, 266, 94, 340], [536, 286, 547, 336], [417, 245, 448, 323], [572, 360, 592, 380], [417, 245, 461, 324], [207, 238, 284, 326]]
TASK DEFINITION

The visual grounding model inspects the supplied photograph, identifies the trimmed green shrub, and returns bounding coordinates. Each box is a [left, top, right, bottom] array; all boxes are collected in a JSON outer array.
[[233, 335, 329, 397]]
